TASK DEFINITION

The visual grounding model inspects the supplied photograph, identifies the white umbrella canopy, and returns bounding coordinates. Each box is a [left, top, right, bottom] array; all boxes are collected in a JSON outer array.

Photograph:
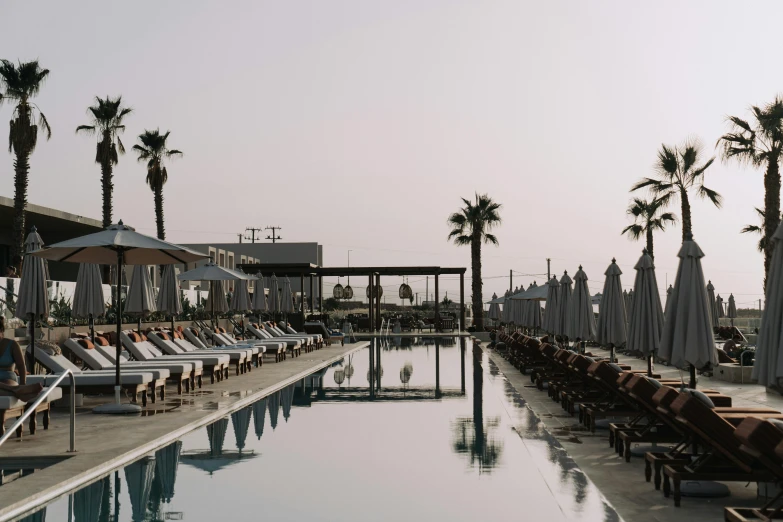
[[753, 222, 783, 388], [230, 279, 253, 312], [72, 263, 106, 319], [125, 265, 156, 317], [658, 235, 716, 387], [269, 274, 280, 313], [206, 279, 229, 316], [627, 249, 665, 374], [252, 274, 268, 313], [156, 264, 182, 316], [727, 294, 738, 326], [706, 280, 718, 328], [30, 221, 209, 411], [281, 277, 295, 314], [596, 258, 627, 361], [556, 271, 572, 338], [542, 277, 560, 335], [567, 266, 596, 343], [716, 294, 725, 318]]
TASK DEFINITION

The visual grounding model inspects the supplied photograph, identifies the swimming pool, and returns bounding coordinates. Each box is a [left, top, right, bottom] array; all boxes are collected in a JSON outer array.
[[16, 338, 620, 521]]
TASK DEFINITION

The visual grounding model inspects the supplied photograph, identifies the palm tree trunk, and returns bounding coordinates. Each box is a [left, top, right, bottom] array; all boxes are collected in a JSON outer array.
[[680, 190, 692, 241], [646, 226, 654, 260], [471, 230, 483, 330], [763, 156, 781, 291], [100, 160, 113, 229], [154, 185, 165, 240], [11, 149, 31, 269]]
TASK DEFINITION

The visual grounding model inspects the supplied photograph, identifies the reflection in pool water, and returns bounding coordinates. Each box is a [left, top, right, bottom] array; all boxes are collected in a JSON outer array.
[[17, 338, 620, 522]]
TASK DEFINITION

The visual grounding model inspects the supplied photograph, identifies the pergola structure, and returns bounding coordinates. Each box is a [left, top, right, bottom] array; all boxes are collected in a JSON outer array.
[[237, 263, 468, 332]]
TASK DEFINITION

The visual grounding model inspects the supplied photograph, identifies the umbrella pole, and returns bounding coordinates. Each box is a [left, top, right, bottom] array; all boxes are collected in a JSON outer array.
[[89, 313, 95, 345], [609, 343, 615, 363], [28, 313, 34, 376], [689, 365, 697, 389], [116, 253, 123, 401], [647, 355, 653, 377]]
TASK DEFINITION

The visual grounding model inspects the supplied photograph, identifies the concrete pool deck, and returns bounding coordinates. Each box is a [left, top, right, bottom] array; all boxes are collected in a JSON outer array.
[[487, 345, 783, 522], [0, 340, 370, 522]]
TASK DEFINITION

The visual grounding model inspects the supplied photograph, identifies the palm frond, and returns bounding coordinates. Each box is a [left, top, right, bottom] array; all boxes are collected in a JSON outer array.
[[697, 185, 723, 207], [37, 110, 51, 139], [741, 224, 762, 234], [621, 224, 643, 240], [483, 233, 499, 245], [75, 125, 95, 135]]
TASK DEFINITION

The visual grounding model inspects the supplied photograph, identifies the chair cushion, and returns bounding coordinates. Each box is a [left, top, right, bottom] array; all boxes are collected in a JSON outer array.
[[127, 332, 142, 343], [769, 419, 783, 432], [647, 377, 663, 389], [608, 363, 624, 373], [685, 388, 716, 409], [78, 339, 95, 350], [94, 336, 110, 346]]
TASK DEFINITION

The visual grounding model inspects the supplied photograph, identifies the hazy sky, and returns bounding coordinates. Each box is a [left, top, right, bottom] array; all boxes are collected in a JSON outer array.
[[1, 1, 781, 307]]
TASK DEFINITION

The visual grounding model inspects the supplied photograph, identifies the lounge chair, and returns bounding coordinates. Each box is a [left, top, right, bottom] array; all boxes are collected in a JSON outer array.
[[0, 387, 62, 437], [65, 337, 199, 394], [184, 327, 264, 365], [196, 327, 270, 367], [148, 331, 258, 373], [244, 324, 295, 361], [27, 349, 160, 407], [304, 321, 344, 346], [259, 322, 310, 354], [277, 322, 323, 349], [119, 332, 231, 383]]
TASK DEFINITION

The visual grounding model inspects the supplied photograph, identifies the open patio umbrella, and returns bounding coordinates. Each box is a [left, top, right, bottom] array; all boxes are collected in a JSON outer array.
[[231, 407, 251, 451], [567, 266, 596, 350], [154, 440, 182, 503], [124, 457, 155, 522], [658, 234, 716, 388], [125, 265, 156, 334], [556, 271, 573, 339], [542, 277, 560, 335], [72, 263, 106, 344], [753, 222, 783, 388], [627, 249, 664, 376], [268, 390, 280, 429], [268, 274, 280, 314], [727, 294, 738, 328], [16, 227, 50, 372], [31, 221, 208, 413], [252, 274, 268, 314], [178, 261, 255, 333], [156, 264, 182, 334], [252, 398, 267, 440], [596, 258, 627, 362], [706, 280, 718, 329], [716, 294, 725, 319], [73, 477, 105, 522]]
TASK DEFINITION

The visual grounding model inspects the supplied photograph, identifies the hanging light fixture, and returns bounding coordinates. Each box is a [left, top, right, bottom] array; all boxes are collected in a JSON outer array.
[[333, 276, 344, 299], [398, 276, 412, 300], [344, 276, 354, 300], [366, 284, 383, 299]]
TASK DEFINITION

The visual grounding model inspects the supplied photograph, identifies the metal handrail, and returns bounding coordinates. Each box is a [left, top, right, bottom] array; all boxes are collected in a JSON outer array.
[[0, 370, 76, 452]]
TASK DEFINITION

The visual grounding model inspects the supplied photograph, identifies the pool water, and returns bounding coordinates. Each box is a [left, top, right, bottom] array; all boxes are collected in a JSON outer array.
[[18, 338, 620, 522]]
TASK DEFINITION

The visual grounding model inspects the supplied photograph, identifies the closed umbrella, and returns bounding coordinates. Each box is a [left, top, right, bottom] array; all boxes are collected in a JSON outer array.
[[268, 391, 280, 430], [628, 289, 635, 320], [269, 274, 280, 313], [230, 278, 253, 340], [124, 457, 155, 522], [753, 222, 783, 388], [568, 266, 596, 350], [206, 279, 229, 317], [252, 398, 267, 440], [178, 261, 256, 331], [542, 277, 560, 335], [513, 288, 524, 326], [487, 293, 501, 322], [125, 265, 156, 334], [658, 234, 716, 388], [557, 271, 572, 339], [231, 407, 251, 451], [727, 294, 738, 328], [281, 383, 294, 421], [627, 249, 665, 376], [716, 294, 725, 319], [252, 274, 268, 314], [207, 417, 228, 455], [156, 264, 182, 334], [73, 478, 104, 522], [596, 258, 627, 362], [72, 263, 106, 344], [281, 277, 294, 315], [16, 227, 50, 372], [706, 280, 718, 329], [527, 282, 541, 330], [154, 441, 181, 503], [623, 290, 630, 319], [31, 221, 209, 413]]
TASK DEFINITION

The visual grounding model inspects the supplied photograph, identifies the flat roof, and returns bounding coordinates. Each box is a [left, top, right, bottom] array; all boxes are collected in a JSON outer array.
[[0, 196, 102, 229], [238, 263, 466, 277]]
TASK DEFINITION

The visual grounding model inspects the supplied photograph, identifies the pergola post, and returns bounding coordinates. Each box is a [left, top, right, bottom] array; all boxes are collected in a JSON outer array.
[[319, 276, 323, 312], [434, 272, 440, 332], [459, 271, 465, 330], [368, 273, 374, 332], [375, 274, 381, 332], [309, 275, 314, 314], [300, 272, 305, 313]]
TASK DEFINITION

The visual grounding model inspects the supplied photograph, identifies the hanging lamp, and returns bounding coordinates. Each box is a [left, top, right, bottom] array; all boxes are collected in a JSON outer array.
[[333, 276, 344, 299]]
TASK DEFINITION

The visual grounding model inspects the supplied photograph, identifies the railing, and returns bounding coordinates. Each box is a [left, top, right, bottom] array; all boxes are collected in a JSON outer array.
[[0, 370, 76, 452]]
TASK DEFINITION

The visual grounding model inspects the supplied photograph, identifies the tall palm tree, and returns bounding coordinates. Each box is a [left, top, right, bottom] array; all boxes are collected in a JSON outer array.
[[620, 197, 676, 260], [0, 60, 51, 269], [75, 96, 132, 229], [132, 129, 182, 240], [718, 97, 783, 287], [631, 138, 721, 241], [447, 193, 501, 331], [740, 207, 783, 254]]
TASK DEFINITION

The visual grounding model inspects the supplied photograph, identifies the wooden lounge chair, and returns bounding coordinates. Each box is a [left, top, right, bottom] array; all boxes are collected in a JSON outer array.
[[155, 330, 257, 372], [0, 387, 62, 437]]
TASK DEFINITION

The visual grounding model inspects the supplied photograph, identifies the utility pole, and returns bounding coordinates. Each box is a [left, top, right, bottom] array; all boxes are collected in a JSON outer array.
[[244, 227, 263, 244], [509, 269, 512, 292], [416, 293, 419, 306], [547, 258, 551, 280], [265, 226, 283, 243], [237, 233, 243, 244], [426, 276, 429, 305]]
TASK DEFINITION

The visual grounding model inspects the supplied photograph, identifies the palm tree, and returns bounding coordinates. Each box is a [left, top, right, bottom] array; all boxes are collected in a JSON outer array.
[[0, 60, 51, 269], [132, 129, 182, 240], [620, 197, 676, 260], [631, 138, 721, 241], [75, 96, 132, 229], [718, 97, 783, 287], [447, 193, 502, 331]]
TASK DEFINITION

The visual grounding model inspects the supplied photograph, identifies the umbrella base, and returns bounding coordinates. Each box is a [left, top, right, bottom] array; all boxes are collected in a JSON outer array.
[[630, 444, 674, 458], [679, 480, 730, 498], [92, 403, 142, 415]]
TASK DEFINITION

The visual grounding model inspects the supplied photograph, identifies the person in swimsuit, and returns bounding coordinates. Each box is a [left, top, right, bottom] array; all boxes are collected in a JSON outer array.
[[0, 316, 43, 402]]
